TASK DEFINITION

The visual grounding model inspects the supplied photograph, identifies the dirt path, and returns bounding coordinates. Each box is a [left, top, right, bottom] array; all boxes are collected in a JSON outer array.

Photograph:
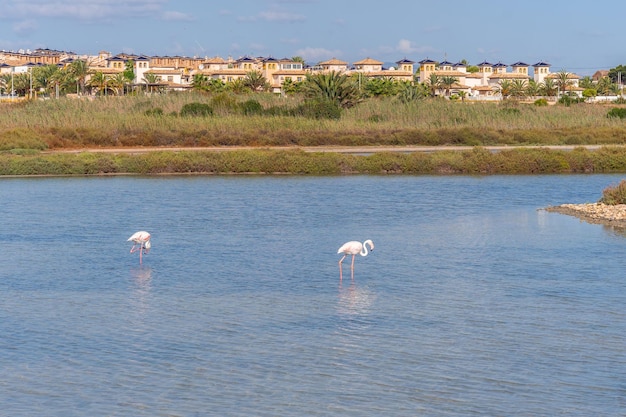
[[43, 144, 609, 155]]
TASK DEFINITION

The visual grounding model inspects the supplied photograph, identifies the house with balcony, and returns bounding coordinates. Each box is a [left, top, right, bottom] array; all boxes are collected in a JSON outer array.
[[350, 57, 414, 82]]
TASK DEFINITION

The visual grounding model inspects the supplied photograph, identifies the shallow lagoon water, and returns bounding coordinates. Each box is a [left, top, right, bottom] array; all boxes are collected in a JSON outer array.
[[1, 174, 626, 416]]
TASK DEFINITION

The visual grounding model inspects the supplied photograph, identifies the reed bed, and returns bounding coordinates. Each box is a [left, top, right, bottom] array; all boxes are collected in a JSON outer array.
[[2, 147, 626, 176], [1, 93, 625, 150]]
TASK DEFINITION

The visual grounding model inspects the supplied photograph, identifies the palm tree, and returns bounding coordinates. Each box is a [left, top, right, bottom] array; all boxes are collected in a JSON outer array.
[[579, 76, 594, 90], [108, 73, 126, 95], [88, 71, 109, 96], [396, 82, 428, 103], [539, 78, 558, 98], [191, 73, 209, 91], [498, 80, 513, 100], [301, 71, 360, 108], [510, 79, 528, 99], [142, 72, 161, 94], [281, 78, 300, 95], [555, 69, 574, 96], [228, 78, 248, 94], [439, 75, 458, 97], [426, 73, 440, 97], [0, 74, 7, 95], [33, 64, 61, 97], [243, 70, 269, 92], [596, 76, 614, 95], [68, 59, 89, 95], [525, 80, 540, 98], [363, 76, 398, 97]]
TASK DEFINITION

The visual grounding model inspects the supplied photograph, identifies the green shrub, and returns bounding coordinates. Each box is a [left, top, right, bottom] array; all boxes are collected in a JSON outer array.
[[239, 99, 264, 115], [607, 107, 626, 119], [180, 102, 213, 117], [292, 99, 341, 119], [600, 180, 626, 204], [210, 93, 238, 113], [534, 98, 548, 106], [144, 107, 164, 116], [0, 128, 48, 151]]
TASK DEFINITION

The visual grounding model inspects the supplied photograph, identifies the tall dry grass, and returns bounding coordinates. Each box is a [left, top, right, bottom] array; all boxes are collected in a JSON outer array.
[[0, 92, 625, 149]]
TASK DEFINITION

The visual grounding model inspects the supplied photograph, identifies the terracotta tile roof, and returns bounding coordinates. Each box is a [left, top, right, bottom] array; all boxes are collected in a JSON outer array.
[[353, 57, 383, 65], [488, 72, 531, 79], [319, 58, 348, 65]]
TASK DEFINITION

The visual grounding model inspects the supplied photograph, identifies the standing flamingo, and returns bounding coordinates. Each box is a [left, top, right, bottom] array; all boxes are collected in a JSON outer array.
[[128, 231, 151, 264], [337, 239, 374, 280]]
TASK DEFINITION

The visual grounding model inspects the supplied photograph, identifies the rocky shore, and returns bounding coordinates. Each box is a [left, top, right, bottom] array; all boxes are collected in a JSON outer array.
[[544, 203, 626, 226]]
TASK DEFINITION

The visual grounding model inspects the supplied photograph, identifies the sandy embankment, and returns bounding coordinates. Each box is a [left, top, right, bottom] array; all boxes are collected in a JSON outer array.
[[544, 203, 626, 226]]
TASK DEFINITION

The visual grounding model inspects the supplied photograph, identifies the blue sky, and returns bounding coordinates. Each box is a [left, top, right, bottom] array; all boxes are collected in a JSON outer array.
[[0, 0, 622, 76]]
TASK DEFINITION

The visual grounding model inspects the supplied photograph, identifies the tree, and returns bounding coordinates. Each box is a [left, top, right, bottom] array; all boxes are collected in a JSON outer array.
[[439, 75, 458, 97], [396, 81, 427, 103], [362, 76, 398, 97], [579, 76, 594, 89], [243, 70, 269, 92], [596, 76, 614, 95], [554, 69, 574, 95], [108, 73, 126, 95], [88, 71, 109, 96], [32, 64, 61, 97], [227, 78, 248, 94], [539, 78, 558, 98], [68, 59, 89, 95], [123, 60, 135, 84], [510, 79, 528, 99], [281, 78, 300, 95], [525, 80, 540, 97], [608, 65, 626, 84], [301, 71, 361, 108], [425, 73, 440, 97], [142, 72, 161, 94], [498, 80, 513, 99]]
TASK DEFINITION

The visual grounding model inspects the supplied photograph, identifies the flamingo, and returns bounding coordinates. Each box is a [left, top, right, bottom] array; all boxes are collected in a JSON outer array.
[[337, 239, 374, 280], [128, 231, 151, 264]]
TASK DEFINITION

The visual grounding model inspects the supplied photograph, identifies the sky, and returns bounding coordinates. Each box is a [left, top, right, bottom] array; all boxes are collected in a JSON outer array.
[[0, 0, 623, 76]]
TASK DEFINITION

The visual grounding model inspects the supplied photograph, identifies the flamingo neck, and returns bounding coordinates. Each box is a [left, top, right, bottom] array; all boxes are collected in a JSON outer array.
[[361, 243, 368, 257]]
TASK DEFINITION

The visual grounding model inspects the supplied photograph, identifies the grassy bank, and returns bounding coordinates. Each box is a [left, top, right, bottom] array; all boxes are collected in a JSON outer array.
[[2, 147, 626, 176], [0, 93, 625, 149]]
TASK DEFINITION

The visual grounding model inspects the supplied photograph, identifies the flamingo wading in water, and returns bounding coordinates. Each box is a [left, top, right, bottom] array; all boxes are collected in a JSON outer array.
[[337, 239, 374, 280], [128, 231, 151, 264]]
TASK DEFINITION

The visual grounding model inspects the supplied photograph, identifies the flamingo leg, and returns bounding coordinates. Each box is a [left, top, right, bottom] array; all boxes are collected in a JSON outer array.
[[338, 255, 347, 280], [351, 254, 356, 280]]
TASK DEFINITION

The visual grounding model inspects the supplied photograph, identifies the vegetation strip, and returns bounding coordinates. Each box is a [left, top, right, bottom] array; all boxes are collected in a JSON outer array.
[[3, 147, 626, 176]]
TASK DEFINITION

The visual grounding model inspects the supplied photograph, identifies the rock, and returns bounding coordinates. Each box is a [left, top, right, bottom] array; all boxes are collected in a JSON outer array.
[[543, 203, 626, 226]]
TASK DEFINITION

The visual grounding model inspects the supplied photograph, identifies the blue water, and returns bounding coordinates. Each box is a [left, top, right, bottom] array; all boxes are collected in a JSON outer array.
[[1, 174, 626, 416]]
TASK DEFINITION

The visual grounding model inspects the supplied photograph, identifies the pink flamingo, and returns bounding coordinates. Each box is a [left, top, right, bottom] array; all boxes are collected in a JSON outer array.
[[128, 231, 151, 264], [337, 239, 374, 280]]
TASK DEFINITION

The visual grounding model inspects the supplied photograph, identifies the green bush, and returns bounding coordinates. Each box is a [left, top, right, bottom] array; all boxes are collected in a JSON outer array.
[[180, 102, 213, 117], [239, 99, 264, 115], [607, 107, 626, 119], [144, 108, 164, 116], [292, 99, 341, 120], [600, 179, 626, 204], [534, 98, 548, 106], [0, 128, 48, 151]]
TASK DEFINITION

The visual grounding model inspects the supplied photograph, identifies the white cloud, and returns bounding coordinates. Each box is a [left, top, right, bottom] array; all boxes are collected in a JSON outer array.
[[12, 19, 38, 36], [161, 11, 194, 21], [0, 0, 172, 21], [258, 10, 304, 22], [295, 47, 342, 62]]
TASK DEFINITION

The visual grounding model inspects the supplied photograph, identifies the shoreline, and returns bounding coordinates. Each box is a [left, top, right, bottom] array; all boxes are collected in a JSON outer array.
[[543, 203, 626, 227]]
